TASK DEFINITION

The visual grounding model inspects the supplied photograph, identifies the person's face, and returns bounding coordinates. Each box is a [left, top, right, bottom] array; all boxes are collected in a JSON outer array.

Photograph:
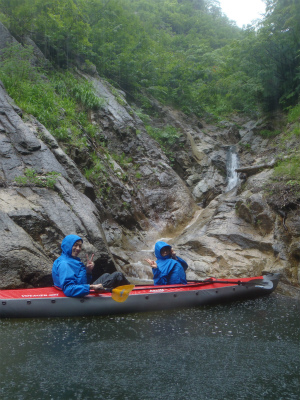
[[160, 247, 171, 257], [72, 240, 82, 257]]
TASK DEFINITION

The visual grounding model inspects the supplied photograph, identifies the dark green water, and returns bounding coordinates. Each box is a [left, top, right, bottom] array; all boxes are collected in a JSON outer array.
[[0, 294, 299, 400]]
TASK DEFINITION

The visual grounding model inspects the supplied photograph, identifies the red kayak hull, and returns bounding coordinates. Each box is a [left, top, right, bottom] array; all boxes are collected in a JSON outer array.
[[0, 274, 280, 318]]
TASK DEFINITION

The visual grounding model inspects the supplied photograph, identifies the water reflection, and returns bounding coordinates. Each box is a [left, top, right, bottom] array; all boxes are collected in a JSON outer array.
[[0, 295, 299, 400]]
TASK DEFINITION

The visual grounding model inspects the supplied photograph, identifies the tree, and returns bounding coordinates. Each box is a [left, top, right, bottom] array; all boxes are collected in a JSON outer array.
[[254, 0, 300, 110]]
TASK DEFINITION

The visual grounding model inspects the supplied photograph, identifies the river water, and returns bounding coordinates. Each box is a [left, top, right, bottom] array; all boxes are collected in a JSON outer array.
[[0, 294, 299, 400]]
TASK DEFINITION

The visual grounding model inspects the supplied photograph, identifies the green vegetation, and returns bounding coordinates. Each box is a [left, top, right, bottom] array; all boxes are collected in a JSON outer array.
[[286, 104, 300, 138], [145, 125, 181, 164], [288, 104, 300, 123], [0, 0, 299, 118], [1, 0, 300, 204], [274, 156, 300, 183], [146, 125, 180, 147], [15, 169, 61, 189], [84, 152, 106, 181], [258, 129, 281, 139], [241, 143, 251, 150], [83, 153, 113, 198], [266, 156, 300, 209], [0, 43, 105, 148], [111, 153, 133, 169], [264, 102, 300, 208]]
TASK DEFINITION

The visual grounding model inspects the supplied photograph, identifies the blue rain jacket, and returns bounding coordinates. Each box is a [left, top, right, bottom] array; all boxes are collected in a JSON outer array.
[[152, 241, 187, 285], [52, 234, 92, 297]]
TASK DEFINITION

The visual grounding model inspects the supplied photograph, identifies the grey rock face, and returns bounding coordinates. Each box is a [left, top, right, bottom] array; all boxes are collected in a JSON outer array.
[[0, 77, 109, 287], [0, 22, 18, 52], [172, 191, 285, 282], [0, 38, 197, 288], [0, 208, 52, 287], [236, 193, 275, 235]]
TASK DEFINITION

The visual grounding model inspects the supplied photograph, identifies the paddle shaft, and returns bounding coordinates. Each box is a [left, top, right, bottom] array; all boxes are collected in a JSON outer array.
[[132, 279, 265, 291], [90, 280, 266, 296]]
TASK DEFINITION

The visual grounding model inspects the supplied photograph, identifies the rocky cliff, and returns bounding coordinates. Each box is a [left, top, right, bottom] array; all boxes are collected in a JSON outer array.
[[0, 23, 299, 296]]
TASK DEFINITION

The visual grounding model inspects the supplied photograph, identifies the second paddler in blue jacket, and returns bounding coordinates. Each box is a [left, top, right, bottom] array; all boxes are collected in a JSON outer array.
[[145, 241, 188, 285]]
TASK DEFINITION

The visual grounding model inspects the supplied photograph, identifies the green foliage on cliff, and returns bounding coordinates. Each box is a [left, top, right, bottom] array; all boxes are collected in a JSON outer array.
[[0, 0, 299, 117], [15, 169, 61, 189], [265, 101, 300, 208], [0, 43, 104, 147], [145, 125, 181, 164], [288, 104, 300, 123], [274, 155, 300, 183]]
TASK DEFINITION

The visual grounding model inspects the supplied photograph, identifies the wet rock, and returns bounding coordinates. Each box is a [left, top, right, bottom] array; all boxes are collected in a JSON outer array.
[[236, 193, 275, 235], [286, 210, 300, 237], [192, 166, 225, 205], [210, 150, 227, 175], [0, 22, 18, 51], [236, 200, 252, 223], [0, 209, 52, 288], [173, 191, 286, 279], [227, 125, 241, 143]]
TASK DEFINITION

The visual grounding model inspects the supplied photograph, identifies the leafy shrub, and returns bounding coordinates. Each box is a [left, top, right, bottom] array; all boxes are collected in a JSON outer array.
[[51, 72, 105, 110], [288, 104, 300, 123], [145, 125, 181, 165], [258, 129, 281, 138], [84, 154, 106, 182], [111, 153, 132, 169], [0, 44, 104, 150], [15, 169, 61, 189], [274, 156, 300, 183], [146, 125, 180, 147]]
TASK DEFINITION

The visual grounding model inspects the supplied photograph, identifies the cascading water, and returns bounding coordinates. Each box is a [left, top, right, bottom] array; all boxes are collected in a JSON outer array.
[[226, 145, 239, 192]]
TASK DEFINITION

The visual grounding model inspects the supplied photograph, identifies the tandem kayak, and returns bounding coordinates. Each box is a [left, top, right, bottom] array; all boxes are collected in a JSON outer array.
[[0, 273, 280, 318]]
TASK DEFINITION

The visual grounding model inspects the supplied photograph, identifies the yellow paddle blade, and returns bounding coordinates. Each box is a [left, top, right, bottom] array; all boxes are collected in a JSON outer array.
[[111, 284, 135, 303]]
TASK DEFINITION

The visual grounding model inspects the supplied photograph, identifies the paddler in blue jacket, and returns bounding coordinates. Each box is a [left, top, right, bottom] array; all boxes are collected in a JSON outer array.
[[52, 234, 130, 297], [145, 241, 188, 285]]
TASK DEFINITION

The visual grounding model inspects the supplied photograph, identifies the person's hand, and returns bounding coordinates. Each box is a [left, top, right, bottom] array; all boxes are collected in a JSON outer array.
[[86, 254, 95, 273], [171, 249, 177, 259], [144, 258, 157, 268], [90, 284, 104, 292]]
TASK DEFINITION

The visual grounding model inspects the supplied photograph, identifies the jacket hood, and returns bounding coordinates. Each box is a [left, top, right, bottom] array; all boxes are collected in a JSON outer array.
[[61, 234, 83, 257], [154, 241, 172, 260]]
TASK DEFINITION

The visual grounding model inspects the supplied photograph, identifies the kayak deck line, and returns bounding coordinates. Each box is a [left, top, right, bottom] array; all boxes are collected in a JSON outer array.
[[0, 276, 265, 299]]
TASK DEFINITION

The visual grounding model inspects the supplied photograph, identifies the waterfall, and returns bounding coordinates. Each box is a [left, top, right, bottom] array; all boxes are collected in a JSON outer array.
[[226, 146, 239, 192]]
